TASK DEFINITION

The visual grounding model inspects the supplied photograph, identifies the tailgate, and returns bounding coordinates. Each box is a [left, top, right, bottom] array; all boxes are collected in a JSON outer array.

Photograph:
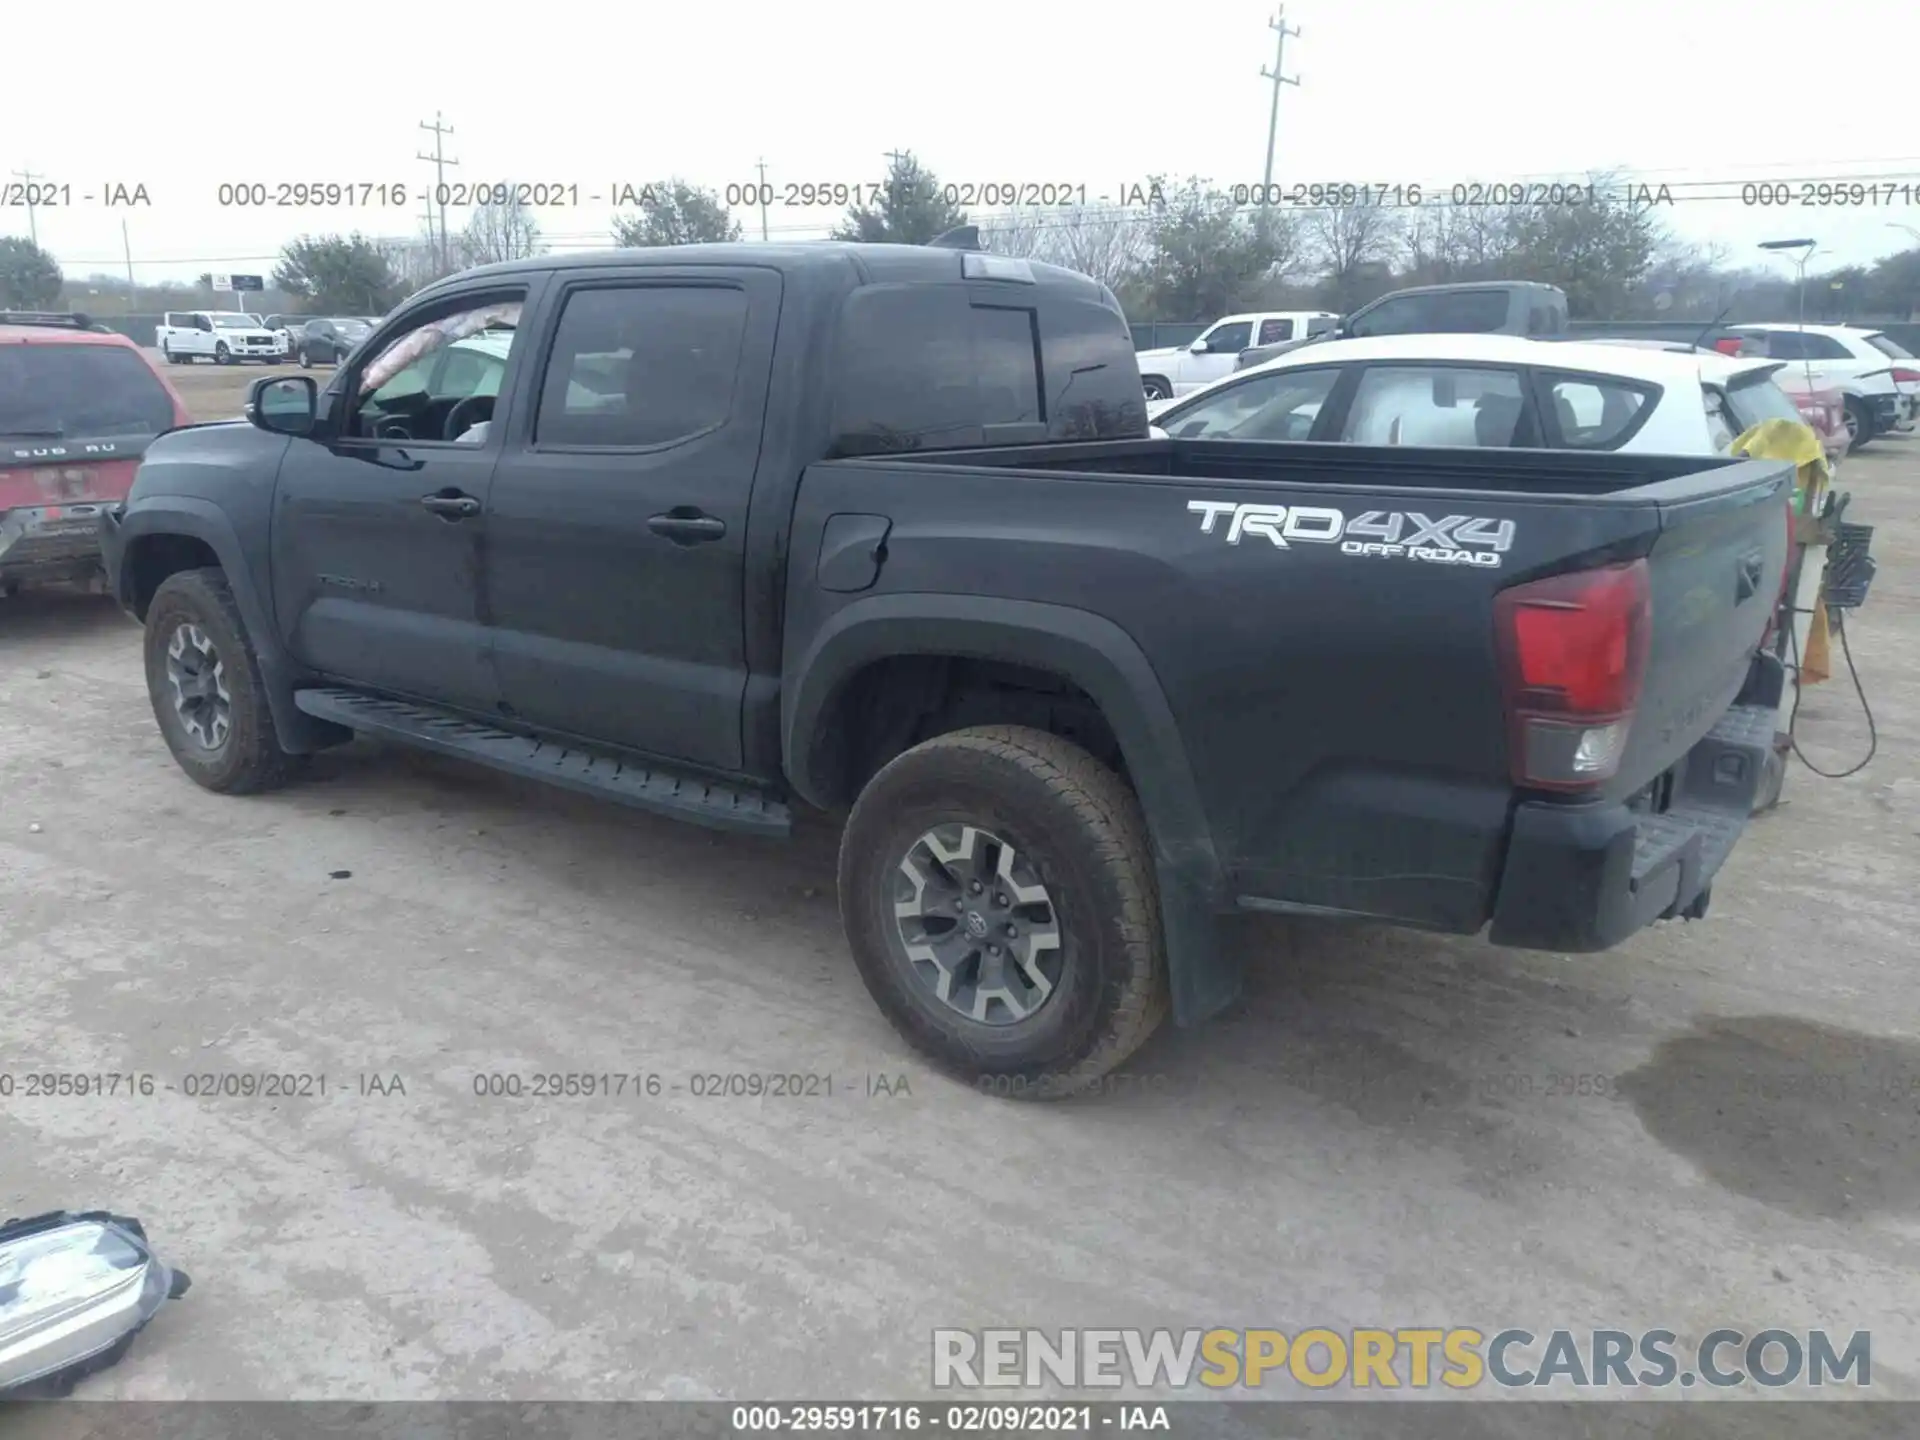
[[1609, 461, 1792, 801]]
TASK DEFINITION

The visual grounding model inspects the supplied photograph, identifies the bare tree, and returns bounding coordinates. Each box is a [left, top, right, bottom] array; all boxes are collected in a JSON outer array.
[[461, 190, 543, 267], [978, 204, 1151, 293], [1306, 204, 1404, 311]]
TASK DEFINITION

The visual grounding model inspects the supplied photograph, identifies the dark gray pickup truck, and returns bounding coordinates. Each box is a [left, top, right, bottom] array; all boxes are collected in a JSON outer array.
[[101, 242, 1792, 1097]]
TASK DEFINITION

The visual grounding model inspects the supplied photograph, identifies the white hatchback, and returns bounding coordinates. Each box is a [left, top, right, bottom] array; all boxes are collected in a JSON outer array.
[[1147, 332, 1811, 458]]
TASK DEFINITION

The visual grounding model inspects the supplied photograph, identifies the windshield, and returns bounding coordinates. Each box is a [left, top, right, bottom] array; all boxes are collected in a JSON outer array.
[[0, 342, 177, 437], [210, 314, 257, 329], [1863, 333, 1912, 360]]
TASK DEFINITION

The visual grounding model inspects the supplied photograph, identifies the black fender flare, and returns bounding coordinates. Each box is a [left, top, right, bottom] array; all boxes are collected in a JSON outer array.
[[783, 592, 1239, 1026], [108, 498, 346, 754]]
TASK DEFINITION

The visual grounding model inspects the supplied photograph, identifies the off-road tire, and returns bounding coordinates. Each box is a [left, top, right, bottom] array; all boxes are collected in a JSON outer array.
[[838, 725, 1168, 1100], [144, 567, 304, 795]]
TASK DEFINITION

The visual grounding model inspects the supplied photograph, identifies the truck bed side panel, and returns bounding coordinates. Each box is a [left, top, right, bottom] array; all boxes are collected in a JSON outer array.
[[785, 461, 1680, 932]]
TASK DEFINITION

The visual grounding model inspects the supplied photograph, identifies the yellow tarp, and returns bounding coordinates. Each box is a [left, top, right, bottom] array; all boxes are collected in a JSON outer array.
[[1729, 418, 1830, 684]]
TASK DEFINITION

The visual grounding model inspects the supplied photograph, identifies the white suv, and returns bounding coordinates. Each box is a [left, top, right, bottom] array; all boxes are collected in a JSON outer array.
[[1134, 310, 1339, 400], [155, 311, 288, 366], [1726, 324, 1917, 448]]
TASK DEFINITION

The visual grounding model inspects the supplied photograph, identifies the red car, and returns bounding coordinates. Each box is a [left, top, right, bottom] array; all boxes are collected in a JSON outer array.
[[0, 312, 193, 595]]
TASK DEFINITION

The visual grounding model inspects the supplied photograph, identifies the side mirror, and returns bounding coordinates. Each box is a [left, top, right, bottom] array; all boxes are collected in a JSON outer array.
[[1189, 338, 1211, 354], [248, 375, 317, 436], [0, 1211, 191, 1396]]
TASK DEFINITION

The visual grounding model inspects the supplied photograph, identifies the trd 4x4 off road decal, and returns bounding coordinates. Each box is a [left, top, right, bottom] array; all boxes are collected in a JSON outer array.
[[1188, 500, 1516, 569]]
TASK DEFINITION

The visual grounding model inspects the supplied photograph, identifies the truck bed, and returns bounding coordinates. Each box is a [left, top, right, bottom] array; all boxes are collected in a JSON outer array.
[[790, 436, 1792, 945]]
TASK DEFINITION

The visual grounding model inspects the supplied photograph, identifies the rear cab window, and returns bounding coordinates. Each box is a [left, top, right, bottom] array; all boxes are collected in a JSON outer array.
[[1257, 318, 1294, 345], [828, 277, 1144, 454], [0, 342, 178, 440]]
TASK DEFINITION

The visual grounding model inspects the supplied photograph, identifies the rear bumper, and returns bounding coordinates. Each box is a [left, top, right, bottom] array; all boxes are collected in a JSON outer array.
[[1487, 689, 1777, 952], [0, 504, 112, 580]]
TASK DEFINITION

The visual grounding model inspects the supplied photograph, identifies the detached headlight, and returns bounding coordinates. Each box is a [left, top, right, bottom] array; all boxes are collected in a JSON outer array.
[[0, 1211, 190, 1395]]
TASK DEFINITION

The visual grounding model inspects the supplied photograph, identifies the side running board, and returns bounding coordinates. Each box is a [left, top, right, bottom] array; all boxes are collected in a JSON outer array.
[[292, 687, 791, 837]]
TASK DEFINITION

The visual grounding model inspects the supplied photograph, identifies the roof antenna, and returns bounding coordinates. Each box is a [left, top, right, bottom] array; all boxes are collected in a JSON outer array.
[[1689, 301, 1734, 354], [927, 224, 982, 251]]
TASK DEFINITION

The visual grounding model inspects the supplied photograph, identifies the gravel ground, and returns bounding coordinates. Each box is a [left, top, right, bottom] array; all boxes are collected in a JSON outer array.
[[0, 438, 1916, 1410]]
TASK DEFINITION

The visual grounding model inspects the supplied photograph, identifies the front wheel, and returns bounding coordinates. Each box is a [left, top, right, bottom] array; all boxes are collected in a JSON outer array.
[[838, 725, 1168, 1099], [214, 342, 232, 365], [143, 568, 304, 794], [298, 347, 312, 368]]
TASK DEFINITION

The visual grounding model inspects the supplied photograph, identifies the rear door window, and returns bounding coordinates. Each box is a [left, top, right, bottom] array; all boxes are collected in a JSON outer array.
[[0, 342, 177, 438], [1339, 365, 1528, 446], [535, 284, 750, 449]]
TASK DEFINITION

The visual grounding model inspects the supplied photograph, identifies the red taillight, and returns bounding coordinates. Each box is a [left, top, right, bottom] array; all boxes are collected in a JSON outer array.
[[1494, 560, 1651, 791], [1712, 337, 1746, 356], [1890, 367, 1920, 384]]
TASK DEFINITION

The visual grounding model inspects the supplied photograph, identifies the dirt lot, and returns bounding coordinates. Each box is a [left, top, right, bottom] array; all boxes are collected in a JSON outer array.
[[1, 435, 1916, 1411], [152, 349, 330, 423]]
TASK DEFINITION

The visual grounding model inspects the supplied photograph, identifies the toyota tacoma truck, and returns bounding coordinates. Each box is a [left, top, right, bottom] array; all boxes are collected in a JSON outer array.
[[100, 242, 1793, 1097]]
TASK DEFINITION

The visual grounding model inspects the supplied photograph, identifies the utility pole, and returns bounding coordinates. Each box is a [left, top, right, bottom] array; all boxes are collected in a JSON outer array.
[[756, 158, 770, 241], [10, 166, 44, 244], [416, 113, 459, 274], [121, 218, 135, 307], [1260, 8, 1301, 199]]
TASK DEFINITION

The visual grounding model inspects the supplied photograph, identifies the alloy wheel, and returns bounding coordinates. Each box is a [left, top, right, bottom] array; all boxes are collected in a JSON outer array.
[[891, 823, 1063, 1026], [165, 622, 231, 750]]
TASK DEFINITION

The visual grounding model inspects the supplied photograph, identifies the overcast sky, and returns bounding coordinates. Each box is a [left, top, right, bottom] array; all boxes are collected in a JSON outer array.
[[6, 0, 1917, 296]]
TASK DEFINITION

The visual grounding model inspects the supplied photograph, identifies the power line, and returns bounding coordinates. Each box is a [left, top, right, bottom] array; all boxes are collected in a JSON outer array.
[[1259, 7, 1301, 200]]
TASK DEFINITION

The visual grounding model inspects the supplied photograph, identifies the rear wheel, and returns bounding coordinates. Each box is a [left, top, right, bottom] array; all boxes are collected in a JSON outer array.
[[1843, 398, 1874, 451], [161, 343, 179, 365], [143, 568, 304, 795], [1142, 376, 1172, 401], [298, 347, 312, 368], [838, 725, 1167, 1099]]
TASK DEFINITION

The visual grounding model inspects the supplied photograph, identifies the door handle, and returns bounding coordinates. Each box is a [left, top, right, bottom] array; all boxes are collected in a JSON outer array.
[[420, 491, 481, 520], [647, 509, 727, 545]]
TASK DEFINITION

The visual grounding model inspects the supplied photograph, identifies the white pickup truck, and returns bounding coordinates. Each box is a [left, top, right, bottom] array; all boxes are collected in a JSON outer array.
[[1135, 310, 1338, 399], [155, 311, 287, 366]]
